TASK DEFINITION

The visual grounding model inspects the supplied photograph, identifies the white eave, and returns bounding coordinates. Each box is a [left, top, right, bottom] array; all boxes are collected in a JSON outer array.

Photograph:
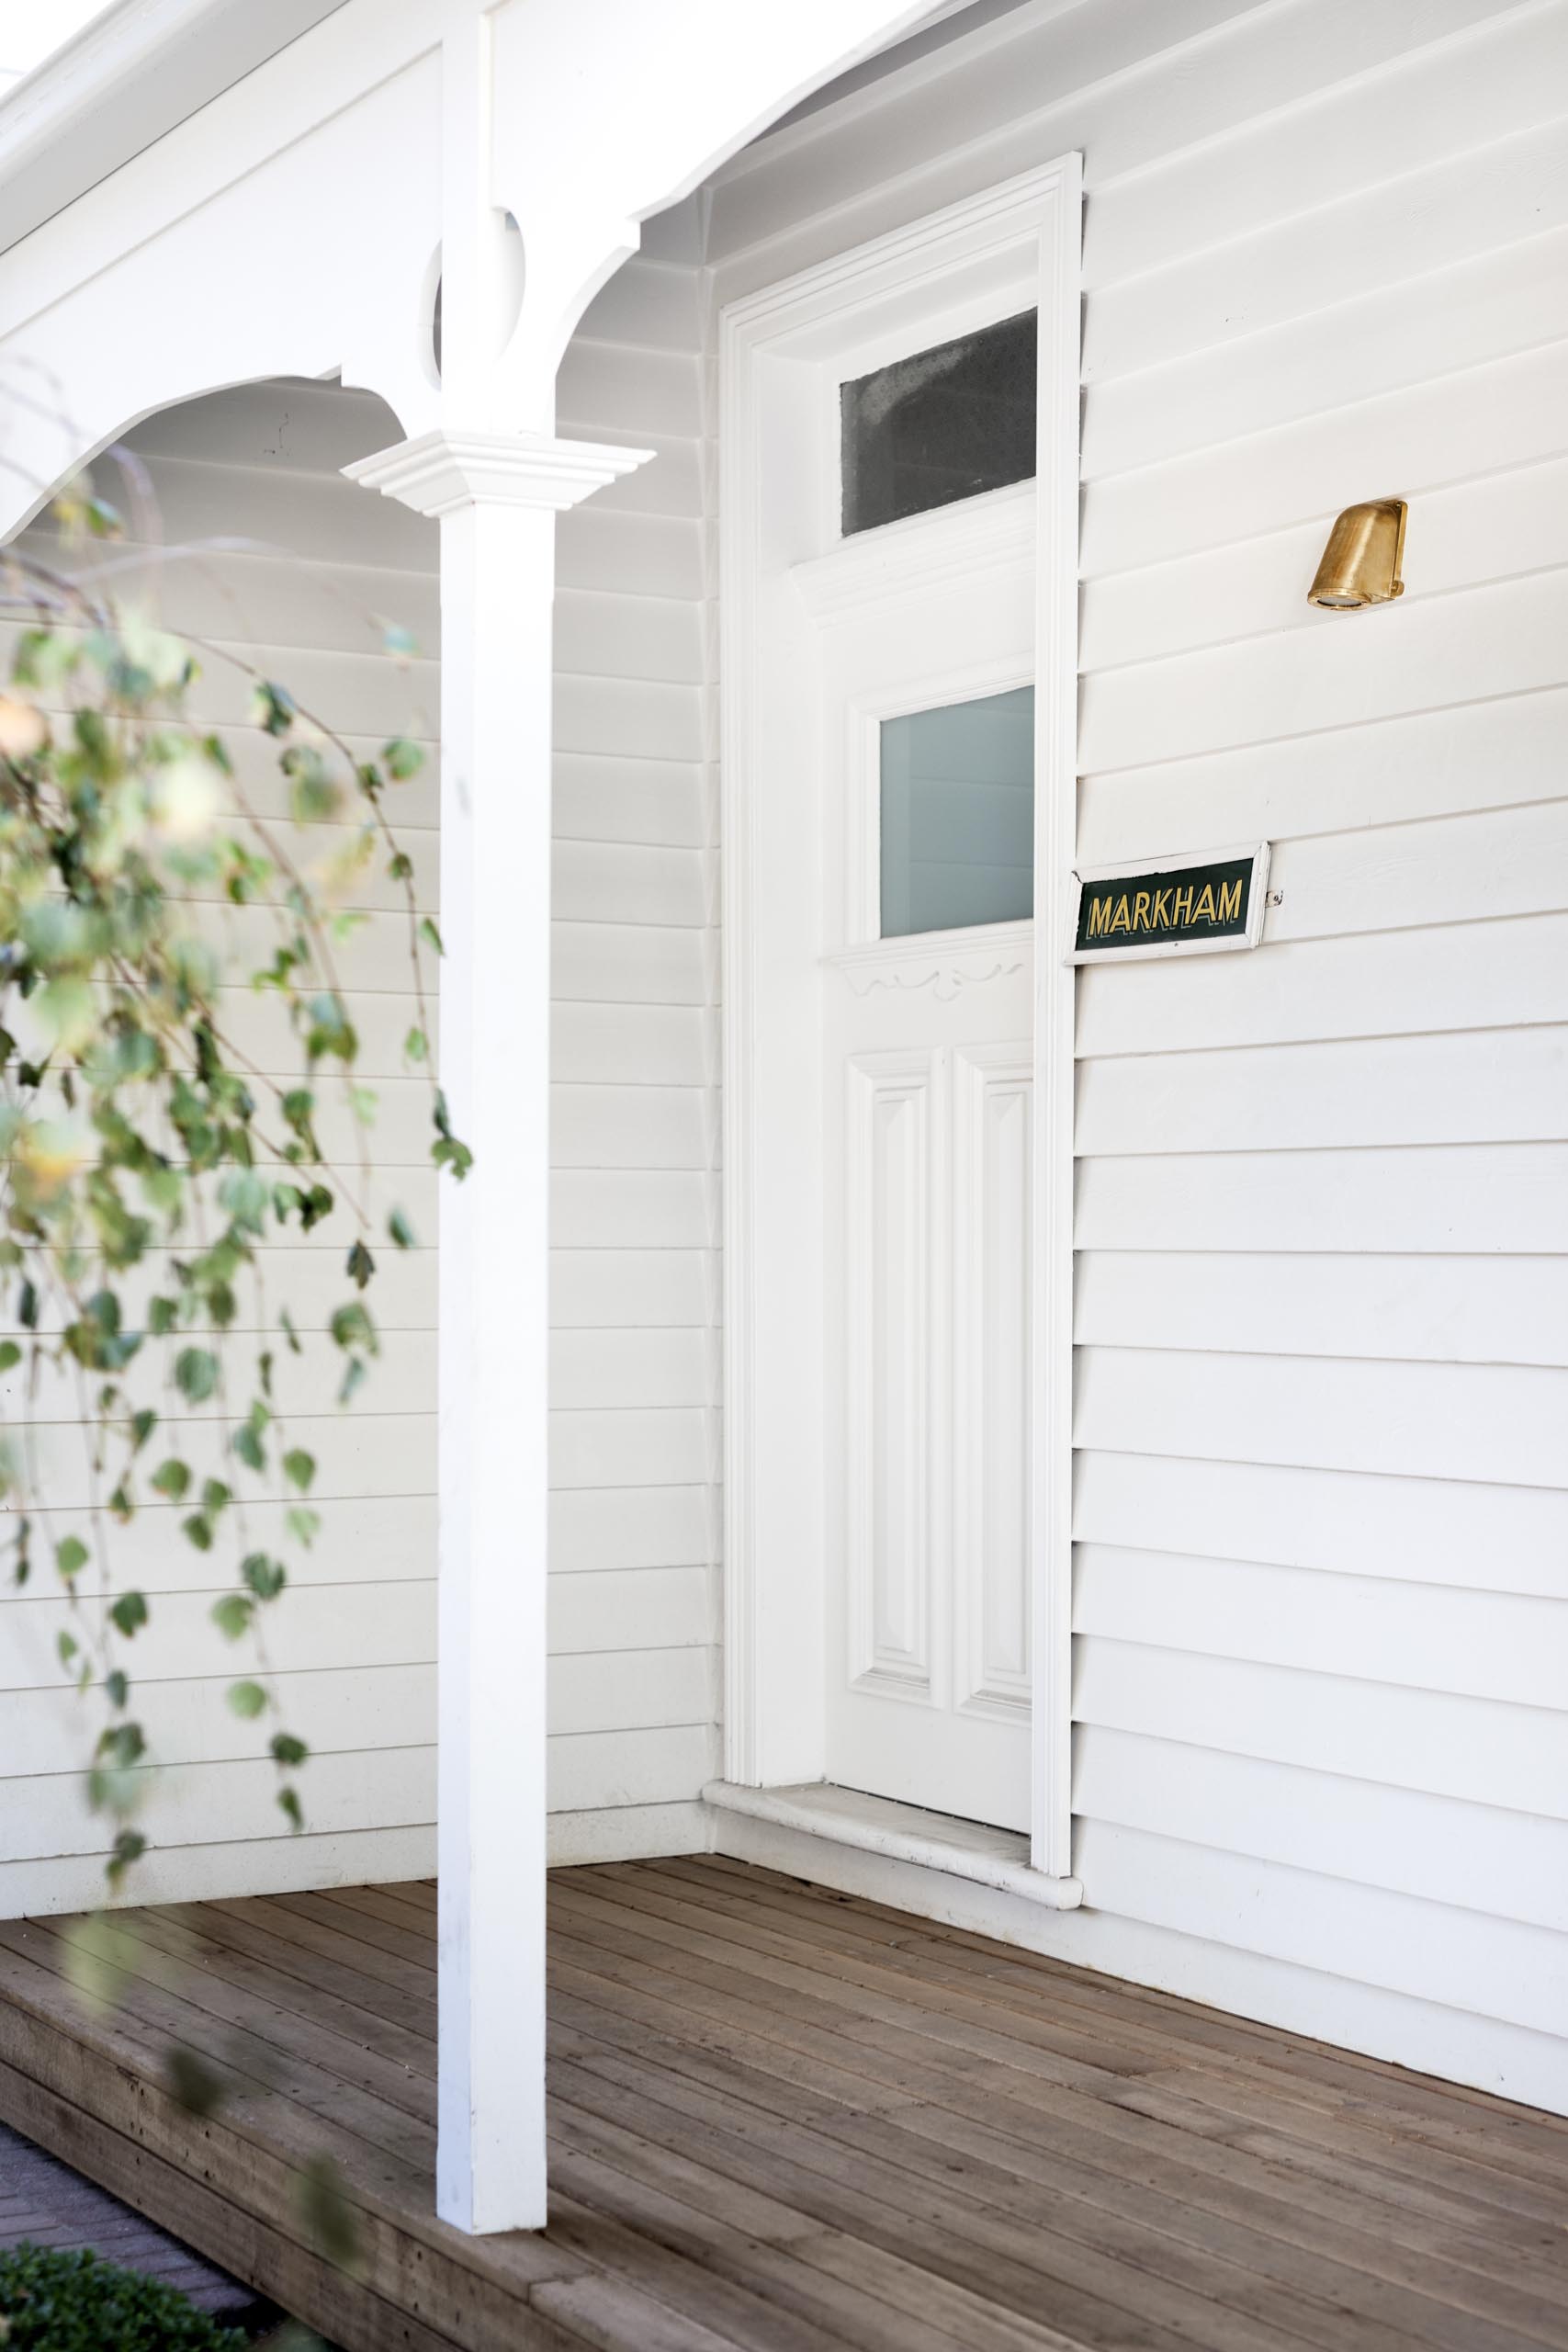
[[0, 0, 351, 255], [0, 0, 1031, 260]]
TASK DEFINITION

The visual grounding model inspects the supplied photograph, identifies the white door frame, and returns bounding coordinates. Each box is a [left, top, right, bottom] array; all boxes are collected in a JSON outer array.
[[719, 155, 1082, 1883]]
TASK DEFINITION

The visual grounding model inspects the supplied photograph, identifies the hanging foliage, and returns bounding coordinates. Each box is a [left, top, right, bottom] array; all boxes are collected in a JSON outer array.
[[0, 473, 463, 1891]]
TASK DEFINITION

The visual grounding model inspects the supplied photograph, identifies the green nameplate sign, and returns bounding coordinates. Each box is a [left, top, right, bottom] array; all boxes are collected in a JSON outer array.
[[1068, 842, 1271, 965]]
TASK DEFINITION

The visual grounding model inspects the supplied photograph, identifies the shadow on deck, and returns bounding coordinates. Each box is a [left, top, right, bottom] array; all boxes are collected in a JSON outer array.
[[0, 1856, 1565, 2350]]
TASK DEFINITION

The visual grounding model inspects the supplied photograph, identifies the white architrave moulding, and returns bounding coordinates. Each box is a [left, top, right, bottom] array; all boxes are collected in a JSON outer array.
[[719, 153, 1083, 1888], [346, 424, 651, 2238]]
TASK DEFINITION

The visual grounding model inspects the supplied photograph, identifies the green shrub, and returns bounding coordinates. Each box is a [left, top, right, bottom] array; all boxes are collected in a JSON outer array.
[[0, 2242, 249, 2350]]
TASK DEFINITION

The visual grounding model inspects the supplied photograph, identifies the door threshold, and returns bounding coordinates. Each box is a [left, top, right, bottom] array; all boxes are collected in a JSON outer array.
[[703, 1779, 1082, 1910]]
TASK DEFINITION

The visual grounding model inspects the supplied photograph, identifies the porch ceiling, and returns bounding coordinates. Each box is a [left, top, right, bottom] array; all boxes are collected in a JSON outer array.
[[0, 1860, 1565, 2350]]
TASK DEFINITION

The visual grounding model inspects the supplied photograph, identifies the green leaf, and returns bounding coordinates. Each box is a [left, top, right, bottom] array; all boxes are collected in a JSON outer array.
[[418, 917, 445, 958], [0, 1340, 20, 1375], [181, 1513, 213, 1552], [431, 1089, 473, 1182], [210, 1593, 253, 1641], [281, 1089, 317, 1149], [282, 1448, 315, 1493], [298, 1183, 335, 1233], [232, 1419, 266, 1472], [346, 1238, 375, 1291], [277, 1785, 305, 1834], [56, 1631, 77, 1668], [286, 1506, 321, 1550], [130, 1407, 157, 1453], [107, 1828, 147, 1888], [382, 736, 423, 781], [55, 1535, 88, 1580], [304, 994, 358, 1067], [402, 1026, 428, 1066], [97, 1721, 144, 1770], [231, 1411, 265, 1467], [84, 1288, 121, 1340], [227, 1679, 267, 1720], [106, 1670, 129, 1709], [150, 1458, 192, 1501], [242, 1553, 287, 1601], [108, 1590, 149, 1638], [251, 680, 296, 737], [283, 742, 342, 824], [388, 1206, 416, 1250], [175, 1347, 218, 1403], [201, 1477, 231, 1516], [270, 1731, 309, 1769], [218, 1168, 268, 1233], [329, 1302, 377, 1356]]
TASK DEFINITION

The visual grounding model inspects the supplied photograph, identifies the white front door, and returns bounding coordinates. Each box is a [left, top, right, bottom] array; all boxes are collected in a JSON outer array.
[[720, 159, 1080, 1853], [811, 525, 1036, 1830]]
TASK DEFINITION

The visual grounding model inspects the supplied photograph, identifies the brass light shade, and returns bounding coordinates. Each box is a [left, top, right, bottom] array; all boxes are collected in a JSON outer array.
[[1308, 498, 1407, 609]]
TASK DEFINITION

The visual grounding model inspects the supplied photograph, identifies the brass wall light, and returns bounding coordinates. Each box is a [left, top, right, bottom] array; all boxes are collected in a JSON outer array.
[[1308, 498, 1407, 609]]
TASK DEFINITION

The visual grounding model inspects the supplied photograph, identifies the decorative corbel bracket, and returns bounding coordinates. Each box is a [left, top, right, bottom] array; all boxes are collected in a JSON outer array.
[[343, 427, 653, 517]]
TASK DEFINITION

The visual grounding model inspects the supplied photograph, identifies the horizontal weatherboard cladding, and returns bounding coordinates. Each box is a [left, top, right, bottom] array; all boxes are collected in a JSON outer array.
[[3, 217, 721, 1908], [706, 0, 1568, 2113]]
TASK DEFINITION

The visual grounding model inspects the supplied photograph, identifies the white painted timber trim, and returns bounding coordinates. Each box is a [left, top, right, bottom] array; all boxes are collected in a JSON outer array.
[[1031, 150, 1082, 1885], [0, 0, 349, 254], [822, 918, 1032, 1000], [705, 1780, 1083, 1908], [790, 479, 1035, 620], [720, 154, 1082, 1887], [344, 429, 654, 518]]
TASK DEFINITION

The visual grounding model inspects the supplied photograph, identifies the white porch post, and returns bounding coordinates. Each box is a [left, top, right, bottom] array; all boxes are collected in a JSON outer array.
[[346, 430, 647, 2233], [333, 0, 942, 2245]]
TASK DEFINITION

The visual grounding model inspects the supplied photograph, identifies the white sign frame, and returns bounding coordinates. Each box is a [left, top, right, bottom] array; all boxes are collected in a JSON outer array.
[[1066, 841, 1272, 966]]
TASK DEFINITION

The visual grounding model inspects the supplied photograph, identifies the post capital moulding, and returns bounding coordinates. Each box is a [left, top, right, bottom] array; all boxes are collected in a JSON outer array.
[[344, 427, 653, 517]]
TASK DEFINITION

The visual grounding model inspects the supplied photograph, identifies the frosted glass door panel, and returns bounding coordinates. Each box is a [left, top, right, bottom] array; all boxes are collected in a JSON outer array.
[[880, 685, 1034, 938]]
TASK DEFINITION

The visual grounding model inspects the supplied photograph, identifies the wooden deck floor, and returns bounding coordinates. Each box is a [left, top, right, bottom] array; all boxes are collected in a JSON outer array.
[[0, 1860, 1566, 2351]]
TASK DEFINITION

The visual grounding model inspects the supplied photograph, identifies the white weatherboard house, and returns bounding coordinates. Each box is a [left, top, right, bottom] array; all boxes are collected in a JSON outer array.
[[3, 0, 1568, 2302]]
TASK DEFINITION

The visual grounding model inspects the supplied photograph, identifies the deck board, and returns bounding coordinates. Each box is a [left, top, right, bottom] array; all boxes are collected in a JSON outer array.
[[0, 1859, 1564, 2350]]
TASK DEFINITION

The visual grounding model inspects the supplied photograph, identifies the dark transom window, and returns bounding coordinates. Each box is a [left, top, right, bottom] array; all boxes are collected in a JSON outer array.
[[840, 309, 1037, 537]]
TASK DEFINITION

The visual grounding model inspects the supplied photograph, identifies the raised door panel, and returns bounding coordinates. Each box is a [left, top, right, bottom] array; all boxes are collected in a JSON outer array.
[[845, 1047, 942, 1700], [953, 1044, 1032, 1722]]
